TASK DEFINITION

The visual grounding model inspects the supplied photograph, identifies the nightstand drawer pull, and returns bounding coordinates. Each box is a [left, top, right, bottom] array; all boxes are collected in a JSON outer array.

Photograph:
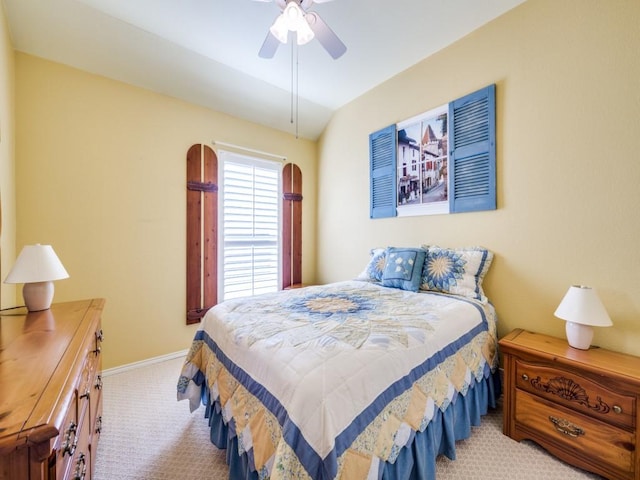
[[521, 374, 529, 381], [613, 405, 623, 414], [549, 415, 585, 437]]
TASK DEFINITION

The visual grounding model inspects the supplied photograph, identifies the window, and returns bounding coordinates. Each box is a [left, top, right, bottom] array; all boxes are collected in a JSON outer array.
[[218, 151, 281, 301], [369, 84, 496, 218], [185, 144, 300, 324]]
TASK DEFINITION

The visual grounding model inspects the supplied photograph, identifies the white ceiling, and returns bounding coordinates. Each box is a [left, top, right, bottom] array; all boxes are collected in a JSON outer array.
[[2, 0, 525, 140]]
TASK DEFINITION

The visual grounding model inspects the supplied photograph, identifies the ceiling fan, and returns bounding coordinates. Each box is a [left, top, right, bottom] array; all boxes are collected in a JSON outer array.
[[254, 0, 347, 59]]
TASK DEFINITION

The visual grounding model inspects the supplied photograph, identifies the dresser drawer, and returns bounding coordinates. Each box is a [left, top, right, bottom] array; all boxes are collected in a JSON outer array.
[[515, 358, 635, 430], [516, 389, 635, 476], [54, 394, 79, 480], [78, 356, 96, 408], [68, 407, 90, 480]]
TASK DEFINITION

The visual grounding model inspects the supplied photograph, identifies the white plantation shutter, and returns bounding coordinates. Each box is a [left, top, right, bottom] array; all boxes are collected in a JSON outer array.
[[220, 152, 280, 301]]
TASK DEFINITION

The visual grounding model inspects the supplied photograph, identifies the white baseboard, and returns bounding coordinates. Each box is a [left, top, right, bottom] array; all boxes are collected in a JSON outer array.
[[102, 349, 188, 377]]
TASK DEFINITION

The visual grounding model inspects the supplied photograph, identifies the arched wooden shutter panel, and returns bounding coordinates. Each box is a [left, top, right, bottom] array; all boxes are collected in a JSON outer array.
[[186, 144, 218, 324], [282, 163, 302, 289]]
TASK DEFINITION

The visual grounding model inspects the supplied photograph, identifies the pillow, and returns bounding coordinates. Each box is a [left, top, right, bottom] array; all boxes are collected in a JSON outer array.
[[381, 247, 427, 292], [420, 245, 493, 302], [355, 248, 387, 283]]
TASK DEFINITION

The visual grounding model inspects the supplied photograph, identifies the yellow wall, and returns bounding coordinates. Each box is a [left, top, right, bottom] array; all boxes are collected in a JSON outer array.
[[14, 54, 317, 369], [317, 0, 640, 356], [5, 0, 640, 368], [0, 1, 16, 309]]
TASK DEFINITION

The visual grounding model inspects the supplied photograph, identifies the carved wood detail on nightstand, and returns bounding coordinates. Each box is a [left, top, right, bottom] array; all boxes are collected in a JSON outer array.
[[500, 329, 640, 480], [529, 375, 611, 414]]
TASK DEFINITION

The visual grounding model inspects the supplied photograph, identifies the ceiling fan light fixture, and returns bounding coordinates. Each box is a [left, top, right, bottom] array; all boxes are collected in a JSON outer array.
[[282, 2, 304, 29], [269, 14, 289, 43], [259, 0, 345, 59], [269, 1, 314, 45], [295, 17, 315, 45]]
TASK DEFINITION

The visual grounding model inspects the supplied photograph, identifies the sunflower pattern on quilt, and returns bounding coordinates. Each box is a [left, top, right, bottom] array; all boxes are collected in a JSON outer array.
[[177, 280, 499, 480]]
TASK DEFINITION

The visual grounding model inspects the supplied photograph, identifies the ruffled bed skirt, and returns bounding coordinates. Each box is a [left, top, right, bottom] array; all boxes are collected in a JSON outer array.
[[199, 370, 501, 480]]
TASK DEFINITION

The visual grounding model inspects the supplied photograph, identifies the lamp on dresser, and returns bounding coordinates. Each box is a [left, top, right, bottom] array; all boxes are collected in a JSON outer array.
[[554, 284, 612, 350], [4, 244, 69, 311]]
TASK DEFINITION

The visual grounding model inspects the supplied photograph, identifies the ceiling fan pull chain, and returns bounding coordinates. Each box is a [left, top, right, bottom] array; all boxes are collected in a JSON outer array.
[[290, 39, 294, 126], [295, 41, 299, 139]]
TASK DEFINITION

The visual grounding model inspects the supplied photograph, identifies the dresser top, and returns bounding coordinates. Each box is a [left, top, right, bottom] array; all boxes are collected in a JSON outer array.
[[0, 298, 105, 452], [499, 328, 640, 385]]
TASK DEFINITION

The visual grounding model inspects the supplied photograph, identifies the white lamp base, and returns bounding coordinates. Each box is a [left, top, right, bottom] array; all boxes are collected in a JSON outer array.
[[23, 281, 55, 311], [565, 321, 594, 350]]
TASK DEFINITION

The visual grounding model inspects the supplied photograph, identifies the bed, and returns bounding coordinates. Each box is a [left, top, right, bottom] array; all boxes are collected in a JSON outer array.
[[177, 246, 500, 480]]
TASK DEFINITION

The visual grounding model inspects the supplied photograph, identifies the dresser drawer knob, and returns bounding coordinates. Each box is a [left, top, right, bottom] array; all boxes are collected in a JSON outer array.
[[93, 329, 104, 356], [73, 452, 87, 480], [549, 415, 585, 438], [62, 422, 78, 456], [613, 405, 623, 414], [521, 374, 529, 381]]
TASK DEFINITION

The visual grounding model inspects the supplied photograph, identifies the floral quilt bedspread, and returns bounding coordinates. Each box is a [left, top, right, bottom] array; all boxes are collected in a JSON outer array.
[[177, 280, 498, 479]]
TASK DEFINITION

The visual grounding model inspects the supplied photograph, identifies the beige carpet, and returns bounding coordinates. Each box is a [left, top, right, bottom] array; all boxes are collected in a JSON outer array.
[[94, 357, 602, 480]]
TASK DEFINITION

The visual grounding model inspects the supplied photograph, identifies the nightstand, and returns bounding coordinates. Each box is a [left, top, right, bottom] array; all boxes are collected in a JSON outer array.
[[499, 329, 640, 480]]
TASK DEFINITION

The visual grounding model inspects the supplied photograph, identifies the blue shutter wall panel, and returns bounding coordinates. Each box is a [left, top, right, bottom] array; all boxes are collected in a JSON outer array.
[[449, 84, 496, 213], [369, 124, 397, 218]]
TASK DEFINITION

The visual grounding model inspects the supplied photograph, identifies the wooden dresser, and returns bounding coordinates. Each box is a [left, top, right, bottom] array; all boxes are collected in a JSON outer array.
[[500, 328, 640, 480], [0, 299, 105, 480]]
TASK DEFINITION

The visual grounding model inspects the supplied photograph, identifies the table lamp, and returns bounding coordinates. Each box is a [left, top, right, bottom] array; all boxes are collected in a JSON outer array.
[[554, 285, 612, 350], [4, 244, 69, 311]]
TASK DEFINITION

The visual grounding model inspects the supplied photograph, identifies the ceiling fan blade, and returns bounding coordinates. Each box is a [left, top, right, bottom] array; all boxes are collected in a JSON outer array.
[[306, 12, 346, 59], [259, 31, 281, 59], [300, 0, 335, 11], [251, 0, 286, 8]]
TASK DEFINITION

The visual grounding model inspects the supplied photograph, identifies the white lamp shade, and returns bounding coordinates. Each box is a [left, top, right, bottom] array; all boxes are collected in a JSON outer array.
[[554, 285, 612, 327], [4, 244, 69, 284]]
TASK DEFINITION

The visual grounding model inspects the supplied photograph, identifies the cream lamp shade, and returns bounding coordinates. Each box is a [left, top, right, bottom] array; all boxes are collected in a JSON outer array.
[[4, 244, 69, 311], [554, 285, 612, 350]]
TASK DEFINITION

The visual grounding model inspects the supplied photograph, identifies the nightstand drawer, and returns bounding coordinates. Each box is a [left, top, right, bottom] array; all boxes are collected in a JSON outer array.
[[515, 358, 635, 430], [516, 389, 635, 475]]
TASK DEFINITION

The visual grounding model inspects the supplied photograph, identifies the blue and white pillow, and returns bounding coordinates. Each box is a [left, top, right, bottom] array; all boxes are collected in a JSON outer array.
[[382, 247, 427, 292], [356, 248, 387, 283], [420, 245, 493, 302]]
